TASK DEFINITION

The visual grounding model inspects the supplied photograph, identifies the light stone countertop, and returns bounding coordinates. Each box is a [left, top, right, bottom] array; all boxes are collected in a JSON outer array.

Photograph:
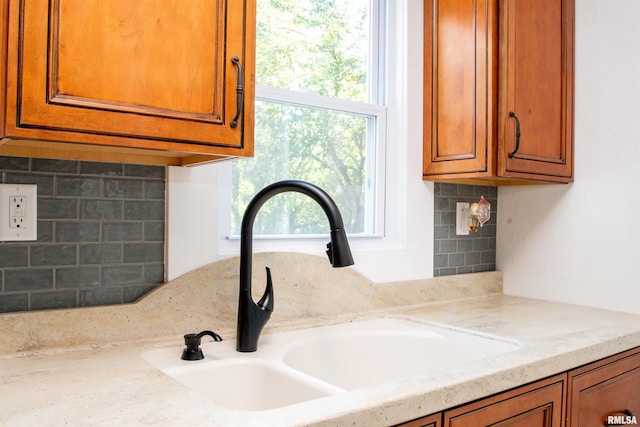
[[2, 253, 640, 426]]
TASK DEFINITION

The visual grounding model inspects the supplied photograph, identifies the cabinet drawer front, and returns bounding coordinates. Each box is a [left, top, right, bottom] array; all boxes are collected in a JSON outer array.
[[398, 413, 441, 427], [444, 376, 565, 427]]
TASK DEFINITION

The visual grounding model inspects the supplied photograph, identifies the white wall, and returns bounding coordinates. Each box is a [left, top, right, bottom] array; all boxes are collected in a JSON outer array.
[[497, 0, 640, 314], [167, 0, 434, 283], [166, 164, 221, 279]]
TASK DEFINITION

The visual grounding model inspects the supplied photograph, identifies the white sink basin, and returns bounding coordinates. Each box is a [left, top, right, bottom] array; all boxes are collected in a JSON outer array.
[[162, 358, 335, 411], [142, 317, 521, 411], [282, 318, 521, 390]]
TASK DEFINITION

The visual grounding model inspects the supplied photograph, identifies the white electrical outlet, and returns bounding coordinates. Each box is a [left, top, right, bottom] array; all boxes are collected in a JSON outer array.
[[0, 184, 38, 241], [10, 195, 28, 228]]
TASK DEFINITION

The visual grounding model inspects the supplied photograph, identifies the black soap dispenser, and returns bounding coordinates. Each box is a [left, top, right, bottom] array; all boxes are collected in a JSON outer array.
[[181, 330, 222, 361]]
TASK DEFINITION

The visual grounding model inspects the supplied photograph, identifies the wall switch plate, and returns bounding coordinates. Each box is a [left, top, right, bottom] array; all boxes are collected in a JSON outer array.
[[0, 184, 38, 241], [456, 202, 470, 236]]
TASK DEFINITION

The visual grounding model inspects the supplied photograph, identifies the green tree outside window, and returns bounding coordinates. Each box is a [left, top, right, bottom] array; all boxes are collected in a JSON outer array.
[[231, 0, 383, 236]]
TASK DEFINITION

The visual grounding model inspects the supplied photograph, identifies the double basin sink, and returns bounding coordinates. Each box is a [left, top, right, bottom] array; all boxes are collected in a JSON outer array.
[[141, 317, 521, 412]]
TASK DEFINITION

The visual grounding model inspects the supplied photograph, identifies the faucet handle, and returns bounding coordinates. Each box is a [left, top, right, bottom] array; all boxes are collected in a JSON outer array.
[[181, 330, 222, 361], [257, 267, 274, 312]]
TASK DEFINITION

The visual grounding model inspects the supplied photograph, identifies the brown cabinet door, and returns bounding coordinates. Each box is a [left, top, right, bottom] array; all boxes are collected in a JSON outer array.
[[567, 348, 640, 427], [397, 412, 441, 427], [499, 0, 574, 182], [4, 0, 254, 157], [423, 0, 574, 185], [444, 375, 566, 427], [423, 0, 498, 179]]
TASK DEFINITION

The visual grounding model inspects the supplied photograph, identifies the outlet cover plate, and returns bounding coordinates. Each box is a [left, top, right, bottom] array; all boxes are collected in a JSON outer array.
[[456, 202, 470, 236], [0, 184, 38, 241]]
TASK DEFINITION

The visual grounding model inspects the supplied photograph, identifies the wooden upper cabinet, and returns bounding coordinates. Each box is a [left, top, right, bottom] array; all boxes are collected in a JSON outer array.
[[423, 0, 574, 185], [499, 0, 574, 182], [1, 0, 255, 166], [423, 0, 498, 180]]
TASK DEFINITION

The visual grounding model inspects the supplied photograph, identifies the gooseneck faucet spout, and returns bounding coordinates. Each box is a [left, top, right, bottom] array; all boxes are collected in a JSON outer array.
[[236, 179, 354, 352]]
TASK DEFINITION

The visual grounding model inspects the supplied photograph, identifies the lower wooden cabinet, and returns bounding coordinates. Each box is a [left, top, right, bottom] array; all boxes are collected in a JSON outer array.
[[397, 347, 640, 427], [567, 347, 640, 427], [396, 374, 565, 427], [444, 375, 565, 427], [400, 413, 441, 427]]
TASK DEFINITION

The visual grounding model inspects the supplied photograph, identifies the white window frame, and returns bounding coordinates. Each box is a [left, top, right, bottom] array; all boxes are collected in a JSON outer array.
[[168, 0, 433, 283], [219, 0, 388, 251]]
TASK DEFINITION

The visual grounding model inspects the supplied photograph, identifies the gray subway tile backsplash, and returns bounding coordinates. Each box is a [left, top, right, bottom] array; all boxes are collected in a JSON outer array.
[[79, 244, 123, 264], [32, 158, 78, 174], [56, 267, 101, 288], [57, 176, 101, 197], [79, 161, 123, 176], [30, 244, 78, 266], [80, 287, 124, 307], [124, 243, 164, 263], [0, 156, 165, 313], [124, 164, 166, 179], [103, 179, 144, 199], [124, 200, 164, 221], [0, 246, 29, 267], [102, 265, 143, 286], [2, 158, 492, 310], [5, 269, 54, 291], [0, 156, 29, 171], [80, 200, 124, 220], [38, 199, 78, 219], [103, 223, 143, 242], [433, 183, 497, 276], [56, 222, 101, 242], [31, 290, 77, 310]]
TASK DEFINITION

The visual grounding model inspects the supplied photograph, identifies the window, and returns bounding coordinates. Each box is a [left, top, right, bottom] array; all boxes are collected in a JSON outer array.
[[228, 0, 386, 238]]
